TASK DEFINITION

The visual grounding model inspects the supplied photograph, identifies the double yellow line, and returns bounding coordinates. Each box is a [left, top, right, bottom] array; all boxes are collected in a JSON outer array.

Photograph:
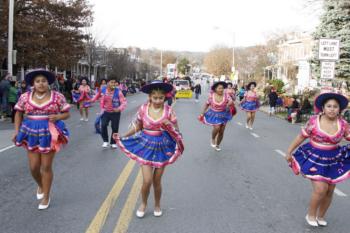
[[86, 160, 142, 233]]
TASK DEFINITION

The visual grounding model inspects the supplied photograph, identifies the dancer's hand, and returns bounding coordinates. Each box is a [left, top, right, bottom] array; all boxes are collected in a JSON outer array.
[[162, 119, 171, 125], [198, 114, 204, 121], [12, 132, 18, 143], [114, 109, 121, 113], [48, 114, 60, 122], [285, 152, 293, 163]]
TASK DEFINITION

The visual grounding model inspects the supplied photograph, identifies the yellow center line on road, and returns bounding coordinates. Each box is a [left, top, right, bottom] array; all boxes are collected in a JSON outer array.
[[85, 160, 136, 233], [113, 169, 142, 233]]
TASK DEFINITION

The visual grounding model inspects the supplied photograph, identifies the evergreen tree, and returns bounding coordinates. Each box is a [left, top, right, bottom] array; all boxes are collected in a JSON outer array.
[[311, 0, 350, 79]]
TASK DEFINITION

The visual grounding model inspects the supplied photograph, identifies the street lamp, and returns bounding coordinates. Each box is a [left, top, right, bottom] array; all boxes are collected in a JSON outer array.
[[7, 0, 14, 77], [160, 50, 163, 78]]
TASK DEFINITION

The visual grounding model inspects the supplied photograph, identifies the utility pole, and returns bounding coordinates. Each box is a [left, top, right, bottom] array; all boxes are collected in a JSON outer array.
[[7, 0, 14, 77], [232, 32, 235, 73], [160, 50, 163, 78]]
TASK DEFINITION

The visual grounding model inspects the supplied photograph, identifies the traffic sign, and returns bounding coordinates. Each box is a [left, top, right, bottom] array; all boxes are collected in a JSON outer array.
[[318, 38, 340, 61], [321, 61, 335, 79]]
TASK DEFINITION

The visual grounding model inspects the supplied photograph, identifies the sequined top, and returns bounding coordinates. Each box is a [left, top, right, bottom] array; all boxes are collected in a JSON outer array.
[[244, 91, 258, 102], [14, 91, 70, 115], [136, 103, 177, 131], [206, 92, 232, 112], [78, 85, 91, 101], [301, 115, 350, 147]]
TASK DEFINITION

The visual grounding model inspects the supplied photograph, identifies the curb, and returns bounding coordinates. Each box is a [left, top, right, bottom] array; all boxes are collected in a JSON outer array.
[[259, 105, 304, 126]]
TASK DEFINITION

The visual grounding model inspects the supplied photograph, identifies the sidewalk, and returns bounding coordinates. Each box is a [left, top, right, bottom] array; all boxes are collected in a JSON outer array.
[[259, 105, 305, 125], [0, 120, 14, 150]]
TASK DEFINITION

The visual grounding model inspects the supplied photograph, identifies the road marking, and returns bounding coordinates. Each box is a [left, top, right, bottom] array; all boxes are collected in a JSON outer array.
[[85, 160, 136, 233], [113, 169, 142, 233], [131, 100, 136, 104], [335, 188, 347, 197], [0, 145, 15, 153], [275, 149, 286, 157], [251, 133, 260, 138], [237, 122, 242, 126], [274, 150, 347, 197]]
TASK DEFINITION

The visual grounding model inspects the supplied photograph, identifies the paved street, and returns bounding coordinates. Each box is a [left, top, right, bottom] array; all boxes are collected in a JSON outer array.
[[1, 93, 350, 233]]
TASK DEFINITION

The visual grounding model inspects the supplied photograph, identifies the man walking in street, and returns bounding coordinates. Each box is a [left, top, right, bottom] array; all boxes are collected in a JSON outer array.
[[91, 78, 127, 148], [194, 81, 202, 102]]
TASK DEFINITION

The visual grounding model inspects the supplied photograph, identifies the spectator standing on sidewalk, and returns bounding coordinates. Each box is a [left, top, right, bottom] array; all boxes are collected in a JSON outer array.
[[268, 87, 278, 116], [17, 81, 29, 98], [0, 74, 11, 120], [8, 81, 18, 123]]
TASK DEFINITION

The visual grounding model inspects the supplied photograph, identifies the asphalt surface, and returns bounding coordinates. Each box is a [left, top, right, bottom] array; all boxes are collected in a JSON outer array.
[[1, 90, 350, 233]]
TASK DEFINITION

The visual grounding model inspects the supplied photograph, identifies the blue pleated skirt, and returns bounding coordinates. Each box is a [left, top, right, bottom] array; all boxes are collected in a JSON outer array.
[[115, 130, 182, 168], [15, 118, 69, 153], [202, 108, 232, 126], [292, 143, 350, 184], [240, 101, 259, 112]]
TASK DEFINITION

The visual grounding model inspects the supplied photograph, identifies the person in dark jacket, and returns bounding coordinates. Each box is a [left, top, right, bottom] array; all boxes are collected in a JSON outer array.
[[194, 82, 202, 102], [8, 81, 18, 123], [0, 74, 11, 120], [268, 87, 278, 116]]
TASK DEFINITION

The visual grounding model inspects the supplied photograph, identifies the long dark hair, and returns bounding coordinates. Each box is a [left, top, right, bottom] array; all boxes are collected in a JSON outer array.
[[322, 97, 341, 110]]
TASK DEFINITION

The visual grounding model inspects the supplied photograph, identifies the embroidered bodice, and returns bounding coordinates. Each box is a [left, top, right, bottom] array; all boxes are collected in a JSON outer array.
[[245, 91, 258, 102], [301, 115, 350, 145], [14, 91, 70, 115], [206, 92, 232, 111], [136, 103, 177, 131]]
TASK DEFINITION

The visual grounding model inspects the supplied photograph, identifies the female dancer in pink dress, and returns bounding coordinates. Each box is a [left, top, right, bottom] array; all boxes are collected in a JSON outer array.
[[199, 81, 234, 151], [76, 77, 92, 121], [114, 80, 184, 218], [13, 69, 70, 210], [286, 92, 350, 227], [240, 82, 260, 130]]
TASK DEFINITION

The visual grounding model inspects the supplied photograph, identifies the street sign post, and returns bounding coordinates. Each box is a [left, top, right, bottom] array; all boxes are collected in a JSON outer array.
[[321, 61, 335, 79], [318, 38, 340, 88], [318, 38, 340, 61]]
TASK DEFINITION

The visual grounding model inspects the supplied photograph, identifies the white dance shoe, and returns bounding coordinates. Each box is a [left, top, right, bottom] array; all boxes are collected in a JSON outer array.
[[153, 210, 162, 217], [305, 215, 318, 227], [38, 199, 50, 210], [36, 188, 44, 200], [215, 146, 221, 152], [111, 144, 118, 149], [316, 217, 328, 227], [136, 210, 145, 218]]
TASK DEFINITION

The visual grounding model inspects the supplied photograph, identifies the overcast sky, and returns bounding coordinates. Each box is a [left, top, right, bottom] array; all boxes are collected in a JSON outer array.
[[88, 0, 322, 52]]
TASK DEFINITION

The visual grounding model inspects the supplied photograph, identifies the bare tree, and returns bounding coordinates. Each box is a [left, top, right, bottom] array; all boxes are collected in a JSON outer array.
[[204, 46, 232, 76]]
